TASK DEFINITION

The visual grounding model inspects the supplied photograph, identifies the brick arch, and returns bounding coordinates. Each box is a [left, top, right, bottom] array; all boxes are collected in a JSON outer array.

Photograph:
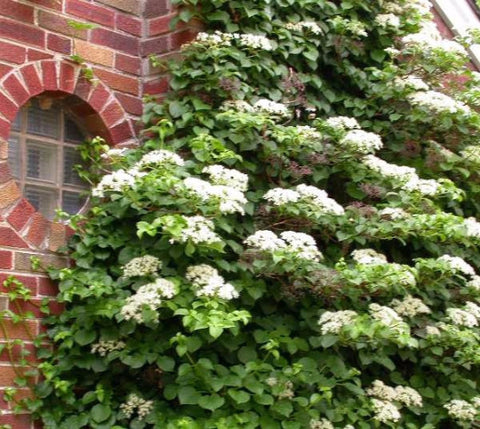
[[0, 59, 137, 251]]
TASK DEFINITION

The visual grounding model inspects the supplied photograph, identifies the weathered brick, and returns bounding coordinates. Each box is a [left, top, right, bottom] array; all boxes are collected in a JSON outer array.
[[0, 273, 38, 294], [170, 29, 197, 50], [115, 53, 141, 75], [115, 92, 143, 115], [0, 93, 18, 121], [48, 222, 66, 252], [91, 28, 139, 56], [0, 250, 12, 269], [0, 319, 38, 340], [74, 76, 94, 101], [0, 412, 34, 428], [25, 213, 49, 248], [7, 199, 36, 231], [8, 298, 44, 318], [0, 0, 34, 23], [59, 62, 77, 93], [93, 68, 139, 95], [20, 64, 44, 98], [0, 141, 7, 160], [3, 74, 29, 106], [41, 61, 58, 91], [116, 14, 142, 36], [148, 13, 176, 36], [0, 17, 45, 48], [38, 277, 58, 297], [75, 40, 114, 67], [0, 118, 10, 140], [0, 65, 13, 80], [109, 120, 134, 143], [38, 10, 88, 39], [14, 252, 68, 272], [0, 181, 21, 209], [0, 41, 26, 64], [101, 100, 125, 127], [143, 76, 169, 95], [141, 34, 170, 56], [47, 33, 72, 54], [29, 0, 62, 11], [97, 0, 142, 15], [66, 0, 115, 27], [144, 0, 170, 18], [88, 83, 111, 112], [0, 162, 11, 183], [0, 226, 29, 248], [27, 49, 53, 61]]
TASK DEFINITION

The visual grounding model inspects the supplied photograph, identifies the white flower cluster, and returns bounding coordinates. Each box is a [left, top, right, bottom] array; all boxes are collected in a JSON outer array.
[[309, 419, 334, 429], [202, 165, 248, 191], [375, 13, 400, 28], [122, 255, 162, 278], [402, 177, 441, 196], [137, 149, 184, 169], [120, 278, 176, 323], [351, 249, 387, 265], [408, 91, 471, 115], [92, 169, 137, 198], [221, 100, 255, 113], [182, 177, 247, 215], [461, 145, 480, 165], [378, 207, 409, 220], [464, 217, 480, 239], [425, 325, 441, 336], [393, 75, 429, 91], [192, 31, 273, 50], [438, 255, 476, 276], [325, 116, 360, 131], [296, 125, 322, 141], [244, 230, 323, 261], [91, 340, 126, 356], [176, 216, 221, 245], [339, 130, 383, 154], [285, 21, 323, 35], [467, 276, 480, 290], [362, 155, 417, 183], [371, 399, 401, 423], [369, 303, 403, 326], [444, 399, 478, 421], [391, 295, 431, 317], [253, 99, 290, 118], [278, 380, 295, 399], [101, 147, 129, 159], [263, 184, 344, 216], [186, 264, 238, 300], [447, 302, 480, 327], [120, 393, 154, 420], [318, 310, 358, 334]]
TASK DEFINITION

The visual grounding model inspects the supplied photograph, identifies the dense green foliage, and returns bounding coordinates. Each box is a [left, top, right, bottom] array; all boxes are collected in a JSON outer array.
[[28, 0, 480, 427]]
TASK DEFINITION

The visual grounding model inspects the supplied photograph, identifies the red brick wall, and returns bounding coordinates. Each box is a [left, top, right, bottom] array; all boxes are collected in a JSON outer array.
[[0, 1, 197, 427]]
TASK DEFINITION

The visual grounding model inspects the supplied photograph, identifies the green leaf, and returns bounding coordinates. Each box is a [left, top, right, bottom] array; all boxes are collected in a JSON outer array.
[[157, 356, 175, 372], [74, 329, 96, 346], [90, 404, 111, 423], [238, 346, 257, 363], [178, 386, 201, 405], [228, 389, 250, 404], [198, 394, 225, 411]]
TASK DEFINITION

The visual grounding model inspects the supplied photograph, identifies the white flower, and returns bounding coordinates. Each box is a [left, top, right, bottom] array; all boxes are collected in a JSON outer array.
[[325, 116, 360, 130], [137, 150, 184, 168], [186, 264, 239, 300], [244, 230, 287, 252], [120, 393, 154, 420], [402, 177, 441, 196], [391, 295, 431, 317], [122, 255, 162, 278], [92, 169, 136, 198], [408, 91, 471, 115], [393, 76, 429, 91], [101, 147, 129, 159], [202, 165, 248, 191], [318, 310, 358, 334], [351, 249, 387, 265], [286, 21, 323, 35], [367, 380, 398, 401], [465, 301, 480, 319], [296, 125, 322, 140], [238, 33, 273, 50], [466, 275, 480, 290], [91, 340, 126, 356], [221, 100, 255, 113], [378, 207, 409, 220], [263, 188, 300, 205], [176, 216, 222, 245], [309, 419, 334, 429], [395, 386, 423, 407], [438, 255, 476, 276], [444, 399, 477, 421], [296, 184, 345, 215], [371, 399, 401, 423], [447, 308, 478, 327], [339, 130, 383, 154], [425, 325, 441, 336], [362, 155, 417, 183], [464, 217, 480, 239], [253, 99, 290, 118], [369, 303, 403, 326], [280, 231, 323, 261], [461, 145, 480, 165], [375, 13, 400, 28]]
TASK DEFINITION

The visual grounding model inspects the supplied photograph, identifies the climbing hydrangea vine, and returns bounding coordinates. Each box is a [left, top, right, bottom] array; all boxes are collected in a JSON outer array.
[[27, 0, 480, 427]]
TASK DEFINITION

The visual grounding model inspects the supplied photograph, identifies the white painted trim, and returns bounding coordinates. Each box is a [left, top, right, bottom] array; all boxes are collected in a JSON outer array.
[[432, 0, 480, 68]]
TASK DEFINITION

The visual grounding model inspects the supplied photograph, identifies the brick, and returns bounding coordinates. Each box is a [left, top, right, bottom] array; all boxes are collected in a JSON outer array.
[[14, 252, 68, 272], [27, 49, 53, 61], [0, 181, 21, 209], [0, 226, 29, 248], [0, 250, 12, 269], [0, 17, 45, 48], [143, 76, 169, 95], [38, 10, 88, 39], [101, 100, 125, 127], [0, 0, 34, 23], [7, 199, 36, 231], [109, 120, 134, 143], [88, 83, 111, 112], [97, 0, 142, 15], [116, 14, 142, 36], [29, 0, 62, 10], [74, 76, 94, 101], [0, 93, 18, 121], [66, 0, 115, 27], [0, 412, 33, 428], [0, 64, 13, 80], [93, 68, 139, 95], [59, 62, 77, 93], [0, 118, 10, 140], [0, 273, 37, 294], [115, 53, 141, 75], [0, 162, 11, 183], [148, 13, 176, 36], [141, 35, 169, 56], [48, 222, 66, 252], [47, 33, 72, 54], [0, 320, 38, 340], [91, 28, 139, 56], [3, 74, 29, 106], [8, 298, 45, 318], [115, 92, 143, 115], [144, 0, 170, 18], [21, 64, 44, 98], [25, 213, 49, 248], [0, 41, 26, 64], [75, 40, 114, 67], [38, 277, 58, 297], [170, 29, 197, 50], [41, 61, 58, 91], [0, 140, 7, 160]]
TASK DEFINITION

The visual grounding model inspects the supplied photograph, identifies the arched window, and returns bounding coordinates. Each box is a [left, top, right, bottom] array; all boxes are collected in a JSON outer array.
[[8, 96, 89, 220]]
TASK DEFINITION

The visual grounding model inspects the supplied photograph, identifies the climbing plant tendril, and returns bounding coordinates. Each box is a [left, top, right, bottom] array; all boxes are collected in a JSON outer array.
[[26, 0, 480, 427]]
